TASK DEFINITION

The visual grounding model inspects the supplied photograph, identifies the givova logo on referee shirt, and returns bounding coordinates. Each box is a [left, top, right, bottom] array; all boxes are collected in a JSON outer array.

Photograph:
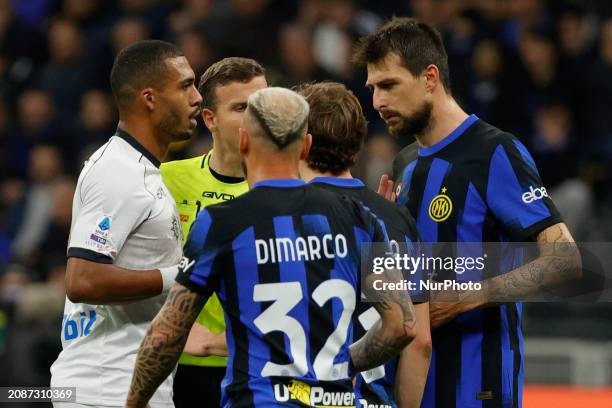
[[428, 187, 453, 222]]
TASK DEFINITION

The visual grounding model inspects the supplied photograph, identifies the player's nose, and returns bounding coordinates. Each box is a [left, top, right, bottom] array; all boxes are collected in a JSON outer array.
[[373, 90, 386, 111], [191, 86, 203, 107]]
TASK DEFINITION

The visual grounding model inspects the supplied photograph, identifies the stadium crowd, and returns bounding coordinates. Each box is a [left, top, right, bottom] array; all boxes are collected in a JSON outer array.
[[1, 0, 612, 391]]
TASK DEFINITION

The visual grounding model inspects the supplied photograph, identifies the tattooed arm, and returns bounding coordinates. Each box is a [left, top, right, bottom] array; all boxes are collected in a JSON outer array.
[[484, 222, 581, 301], [350, 270, 417, 372], [125, 283, 207, 408], [430, 223, 581, 329]]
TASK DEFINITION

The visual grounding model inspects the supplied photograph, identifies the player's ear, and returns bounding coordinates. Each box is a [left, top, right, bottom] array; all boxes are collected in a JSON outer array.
[[202, 108, 216, 132], [300, 133, 312, 160], [141, 88, 155, 111], [423, 64, 439, 93], [239, 127, 250, 156]]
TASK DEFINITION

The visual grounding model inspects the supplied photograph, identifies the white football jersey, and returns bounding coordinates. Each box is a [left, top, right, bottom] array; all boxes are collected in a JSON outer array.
[[50, 130, 182, 407]]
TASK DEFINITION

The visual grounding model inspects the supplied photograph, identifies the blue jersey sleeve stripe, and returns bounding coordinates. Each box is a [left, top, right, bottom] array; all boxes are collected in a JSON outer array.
[[486, 145, 551, 235], [183, 209, 219, 289], [185, 209, 212, 251], [512, 139, 539, 175], [189, 246, 218, 287], [416, 158, 451, 242], [188, 272, 208, 287]]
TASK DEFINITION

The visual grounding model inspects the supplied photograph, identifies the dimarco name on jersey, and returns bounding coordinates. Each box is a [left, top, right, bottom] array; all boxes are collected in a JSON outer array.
[[256, 234, 348, 264]]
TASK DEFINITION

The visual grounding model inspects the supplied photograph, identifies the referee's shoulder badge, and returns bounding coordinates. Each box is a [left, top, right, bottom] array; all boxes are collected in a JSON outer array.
[[428, 186, 452, 222]]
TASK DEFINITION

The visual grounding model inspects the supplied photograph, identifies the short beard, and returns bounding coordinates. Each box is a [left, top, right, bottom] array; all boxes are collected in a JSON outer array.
[[387, 100, 433, 138], [160, 107, 193, 142]]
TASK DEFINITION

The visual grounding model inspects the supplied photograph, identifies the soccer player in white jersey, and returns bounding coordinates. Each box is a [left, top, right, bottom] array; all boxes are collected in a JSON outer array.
[[50, 40, 202, 408]]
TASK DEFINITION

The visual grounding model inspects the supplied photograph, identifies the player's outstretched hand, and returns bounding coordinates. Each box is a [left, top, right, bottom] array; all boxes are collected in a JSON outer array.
[[377, 174, 396, 202]]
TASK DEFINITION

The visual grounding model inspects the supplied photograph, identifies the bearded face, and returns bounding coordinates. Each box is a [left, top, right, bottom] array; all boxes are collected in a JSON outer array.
[[383, 99, 433, 137]]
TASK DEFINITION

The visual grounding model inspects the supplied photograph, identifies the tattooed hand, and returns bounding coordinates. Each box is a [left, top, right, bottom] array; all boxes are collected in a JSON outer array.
[[351, 267, 417, 372], [125, 284, 207, 408]]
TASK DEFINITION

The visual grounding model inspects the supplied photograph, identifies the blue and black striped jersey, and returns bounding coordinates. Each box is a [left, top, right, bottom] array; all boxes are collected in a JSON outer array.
[[176, 178, 389, 408], [310, 177, 423, 408], [395, 115, 562, 408]]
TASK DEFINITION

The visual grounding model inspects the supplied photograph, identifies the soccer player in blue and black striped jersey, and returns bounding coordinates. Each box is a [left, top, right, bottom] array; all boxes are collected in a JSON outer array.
[[126, 87, 418, 408], [296, 81, 432, 408], [353, 17, 581, 408]]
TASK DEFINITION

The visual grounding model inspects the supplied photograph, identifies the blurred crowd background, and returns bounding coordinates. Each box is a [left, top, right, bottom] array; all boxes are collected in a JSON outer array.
[[1, 0, 612, 393]]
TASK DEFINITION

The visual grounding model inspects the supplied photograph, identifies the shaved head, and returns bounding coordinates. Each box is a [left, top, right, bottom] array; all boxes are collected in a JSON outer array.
[[245, 87, 309, 149]]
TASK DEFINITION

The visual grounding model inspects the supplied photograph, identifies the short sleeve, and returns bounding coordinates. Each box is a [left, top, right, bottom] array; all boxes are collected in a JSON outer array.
[[486, 138, 562, 241], [175, 209, 220, 297], [67, 166, 152, 263]]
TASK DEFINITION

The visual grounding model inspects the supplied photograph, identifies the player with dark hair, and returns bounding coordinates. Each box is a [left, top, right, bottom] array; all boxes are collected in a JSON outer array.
[[109, 40, 202, 142], [160, 57, 267, 408], [353, 17, 581, 408], [296, 81, 431, 408], [126, 87, 417, 408], [50, 40, 202, 408]]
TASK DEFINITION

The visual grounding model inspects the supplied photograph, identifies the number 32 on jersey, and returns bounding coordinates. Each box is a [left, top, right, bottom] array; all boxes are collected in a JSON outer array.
[[253, 279, 355, 380]]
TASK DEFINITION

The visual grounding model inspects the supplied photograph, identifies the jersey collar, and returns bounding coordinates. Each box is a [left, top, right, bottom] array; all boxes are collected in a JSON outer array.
[[418, 114, 479, 157], [204, 151, 246, 184], [310, 177, 364, 188], [253, 178, 306, 189], [115, 128, 161, 168]]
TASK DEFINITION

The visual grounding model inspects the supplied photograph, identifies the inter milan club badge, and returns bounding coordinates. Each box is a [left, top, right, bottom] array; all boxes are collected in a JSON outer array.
[[428, 186, 453, 222]]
